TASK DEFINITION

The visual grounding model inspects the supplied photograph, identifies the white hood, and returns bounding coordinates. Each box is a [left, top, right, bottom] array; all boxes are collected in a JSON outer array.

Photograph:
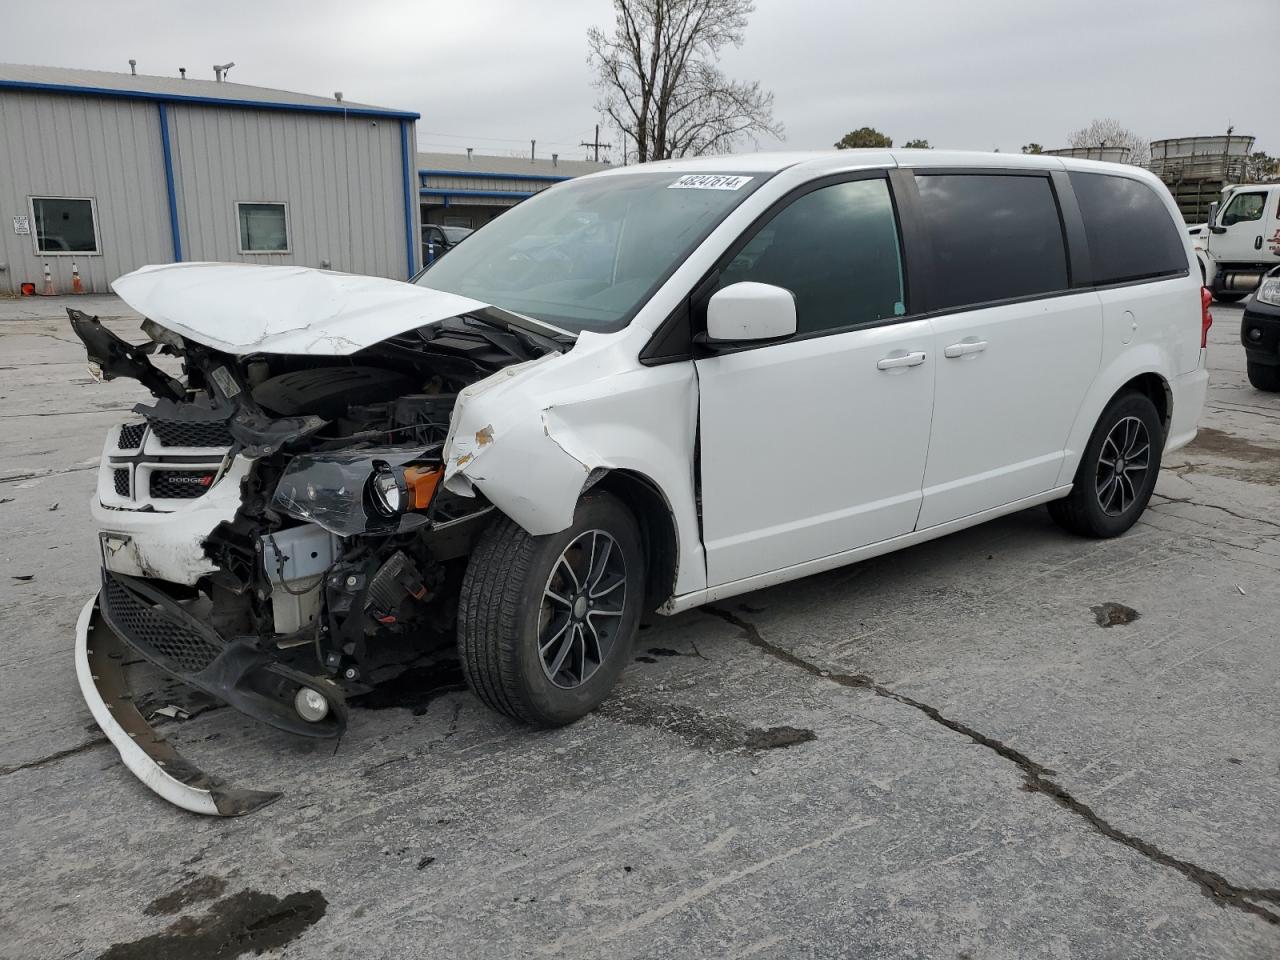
[[111, 262, 494, 356]]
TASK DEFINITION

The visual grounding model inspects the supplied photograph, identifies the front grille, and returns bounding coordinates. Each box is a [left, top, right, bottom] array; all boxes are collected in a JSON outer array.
[[149, 419, 233, 448], [102, 574, 223, 675], [112, 468, 130, 497], [149, 470, 216, 499], [117, 423, 146, 449]]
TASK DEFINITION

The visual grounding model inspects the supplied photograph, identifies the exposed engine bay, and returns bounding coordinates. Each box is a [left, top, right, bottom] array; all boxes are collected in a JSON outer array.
[[72, 299, 570, 751]]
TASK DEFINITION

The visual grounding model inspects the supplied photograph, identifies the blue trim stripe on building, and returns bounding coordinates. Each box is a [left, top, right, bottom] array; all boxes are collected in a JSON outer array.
[[419, 168, 573, 184], [400, 120, 417, 278], [156, 103, 182, 262], [420, 188, 537, 200], [0, 79, 419, 120]]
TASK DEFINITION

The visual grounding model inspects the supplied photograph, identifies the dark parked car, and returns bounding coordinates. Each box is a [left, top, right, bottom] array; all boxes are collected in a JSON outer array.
[[1241, 265, 1280, 391], [422, 224, 473, 265]]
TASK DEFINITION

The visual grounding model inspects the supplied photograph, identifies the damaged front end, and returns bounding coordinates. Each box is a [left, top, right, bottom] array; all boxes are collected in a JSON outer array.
[[70, 272, 571, 813]]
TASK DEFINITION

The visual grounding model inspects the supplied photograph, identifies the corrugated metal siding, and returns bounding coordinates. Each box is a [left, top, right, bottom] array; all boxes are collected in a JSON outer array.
[[169, 106, 411, 279], [0, 90, 170, 293], [421, 172, 554, 194]]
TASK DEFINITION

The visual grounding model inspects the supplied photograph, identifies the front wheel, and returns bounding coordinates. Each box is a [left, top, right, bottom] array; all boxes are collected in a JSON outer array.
[[457, 492, 644, 726], [1247, 361, 1280, 392], [1049, 391, 1163, 538]]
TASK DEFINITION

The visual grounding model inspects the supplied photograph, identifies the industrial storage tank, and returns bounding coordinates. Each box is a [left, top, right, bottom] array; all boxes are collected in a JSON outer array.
[[1046, 146, 1132, 163], [1148, 134, 1255, 183], [1147, 134, 1256, 223]]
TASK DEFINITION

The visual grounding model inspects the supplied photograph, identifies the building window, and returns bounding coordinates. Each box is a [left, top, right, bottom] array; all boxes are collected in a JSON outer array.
[[29, 197, 100, 254], [236, 202, 290, 253]]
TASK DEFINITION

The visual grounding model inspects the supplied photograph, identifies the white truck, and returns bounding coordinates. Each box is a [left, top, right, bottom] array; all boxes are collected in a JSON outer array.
[[1189, 183, 1280, 302]]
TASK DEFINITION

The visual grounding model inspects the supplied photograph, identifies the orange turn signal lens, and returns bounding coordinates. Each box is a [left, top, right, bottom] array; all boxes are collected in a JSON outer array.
[[402, 465, 442, 511]]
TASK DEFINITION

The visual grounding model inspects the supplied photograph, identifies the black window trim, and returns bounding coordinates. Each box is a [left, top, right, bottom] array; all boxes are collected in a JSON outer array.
[[641, 168, 918, 364]]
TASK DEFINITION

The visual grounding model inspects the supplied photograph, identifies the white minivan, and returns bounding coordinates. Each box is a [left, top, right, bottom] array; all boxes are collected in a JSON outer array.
[[74, 150, 1209, 813]]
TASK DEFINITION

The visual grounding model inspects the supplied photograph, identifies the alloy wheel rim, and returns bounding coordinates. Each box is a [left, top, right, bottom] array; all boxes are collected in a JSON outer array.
[[1096, 416, 1150, 517], [538, 529, 627, 689]]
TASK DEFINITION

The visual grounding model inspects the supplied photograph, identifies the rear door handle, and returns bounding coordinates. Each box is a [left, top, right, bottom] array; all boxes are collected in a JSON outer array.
[[944, 339, 988, 358], [876, 351, 926, 370]]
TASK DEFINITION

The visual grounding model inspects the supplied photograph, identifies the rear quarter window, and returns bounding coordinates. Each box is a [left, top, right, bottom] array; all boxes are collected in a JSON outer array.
[[1069, 172, 1187, 285]]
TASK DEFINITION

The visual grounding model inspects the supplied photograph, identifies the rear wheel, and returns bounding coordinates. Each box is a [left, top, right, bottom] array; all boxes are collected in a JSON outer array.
[[1247, 361, 1280, 392], [1049, 391, 1163, 538], [457, 492, 644, 726], [1212, 291, 1247, 304]]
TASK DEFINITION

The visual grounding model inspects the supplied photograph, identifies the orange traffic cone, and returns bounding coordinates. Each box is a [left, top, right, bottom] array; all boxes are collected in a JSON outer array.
[[41, 262, 56, 296], [71, 261, 84, 294]]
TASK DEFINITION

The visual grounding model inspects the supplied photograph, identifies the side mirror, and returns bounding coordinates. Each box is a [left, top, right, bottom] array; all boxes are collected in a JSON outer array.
[[706, 282, 797, 344], [1208, 201, 1227, 234]]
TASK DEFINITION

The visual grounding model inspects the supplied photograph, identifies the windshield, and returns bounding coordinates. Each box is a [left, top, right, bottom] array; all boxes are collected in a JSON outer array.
[[414, 171, 765, 332]]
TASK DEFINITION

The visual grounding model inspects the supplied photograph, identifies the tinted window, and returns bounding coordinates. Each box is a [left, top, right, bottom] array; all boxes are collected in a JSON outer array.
[[31, 197, 98, 253], [1069, 172, 1186, 284], [718, 178, 905, 334], [916, 174, 1069, 309]]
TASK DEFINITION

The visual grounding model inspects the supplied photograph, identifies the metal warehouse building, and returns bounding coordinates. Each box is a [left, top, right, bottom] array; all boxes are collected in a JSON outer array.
[[418, 150, 610, 231], [0, 64, 420, 295]]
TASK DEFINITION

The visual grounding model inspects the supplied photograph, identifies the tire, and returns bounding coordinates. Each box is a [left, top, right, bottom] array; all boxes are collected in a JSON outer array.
[[1247, 361, 1280, 392], [1049, 391, 1163, 538], [1212, 291, 1247, 304], [457, 491, 644, 726]]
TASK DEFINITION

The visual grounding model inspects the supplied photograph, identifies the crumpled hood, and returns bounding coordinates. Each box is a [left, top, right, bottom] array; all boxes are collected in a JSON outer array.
[[111, 262, 494, 356]]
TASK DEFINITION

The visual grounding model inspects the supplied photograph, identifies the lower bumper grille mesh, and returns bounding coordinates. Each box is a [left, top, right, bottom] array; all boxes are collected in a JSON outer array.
[[102, 574, 222, 675]]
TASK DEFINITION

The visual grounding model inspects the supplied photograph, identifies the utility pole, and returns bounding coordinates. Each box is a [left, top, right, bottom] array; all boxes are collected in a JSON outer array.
[[580, 124, 613, 163]]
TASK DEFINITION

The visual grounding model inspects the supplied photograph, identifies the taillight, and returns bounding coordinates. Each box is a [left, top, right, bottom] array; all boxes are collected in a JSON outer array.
[[1200, 286, 1213, 348]]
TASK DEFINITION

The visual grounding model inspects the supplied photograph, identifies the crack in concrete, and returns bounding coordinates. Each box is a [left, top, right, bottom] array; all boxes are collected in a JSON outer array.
[[701, 605, 1280, 927], [0, 464, 99, 484], [0, 735, 107, 776], [1150, 494, 1280, 533], [0, 703, 227, 777]]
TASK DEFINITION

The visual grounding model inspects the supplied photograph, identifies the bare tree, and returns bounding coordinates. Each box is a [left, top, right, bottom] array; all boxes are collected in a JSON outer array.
[[1068, 118, 1149, 166], [587, 0, 782, 163]]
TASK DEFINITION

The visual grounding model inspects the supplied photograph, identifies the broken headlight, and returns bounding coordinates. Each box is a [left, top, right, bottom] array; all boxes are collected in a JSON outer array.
[[367, 463, 405, 518], [271, 449, 442, 536]]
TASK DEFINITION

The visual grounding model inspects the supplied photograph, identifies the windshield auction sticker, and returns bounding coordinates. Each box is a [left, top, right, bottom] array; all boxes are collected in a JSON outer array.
[[668, 174, 753, 191]]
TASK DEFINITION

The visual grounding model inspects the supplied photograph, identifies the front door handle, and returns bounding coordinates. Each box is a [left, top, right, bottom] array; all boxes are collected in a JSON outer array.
[[944, 339, 988, 359], [1257, 236, 1264, 251], [876, 351, 926, 370]]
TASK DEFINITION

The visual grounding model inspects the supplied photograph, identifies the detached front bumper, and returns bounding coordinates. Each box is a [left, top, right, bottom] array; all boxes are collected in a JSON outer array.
[[75, 594, 280, 816]]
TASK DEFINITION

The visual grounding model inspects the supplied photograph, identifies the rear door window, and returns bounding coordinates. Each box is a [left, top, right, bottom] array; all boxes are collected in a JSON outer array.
[[915, 174, 1070, 310], [1068, 172, 1187, 284]]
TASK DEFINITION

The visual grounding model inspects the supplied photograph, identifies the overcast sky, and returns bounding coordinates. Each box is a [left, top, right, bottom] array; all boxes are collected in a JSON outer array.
[[5, 0, 1277, 161]]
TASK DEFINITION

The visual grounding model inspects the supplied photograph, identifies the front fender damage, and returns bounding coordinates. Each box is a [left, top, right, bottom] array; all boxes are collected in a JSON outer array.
[[442, 355, 602, 536]]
